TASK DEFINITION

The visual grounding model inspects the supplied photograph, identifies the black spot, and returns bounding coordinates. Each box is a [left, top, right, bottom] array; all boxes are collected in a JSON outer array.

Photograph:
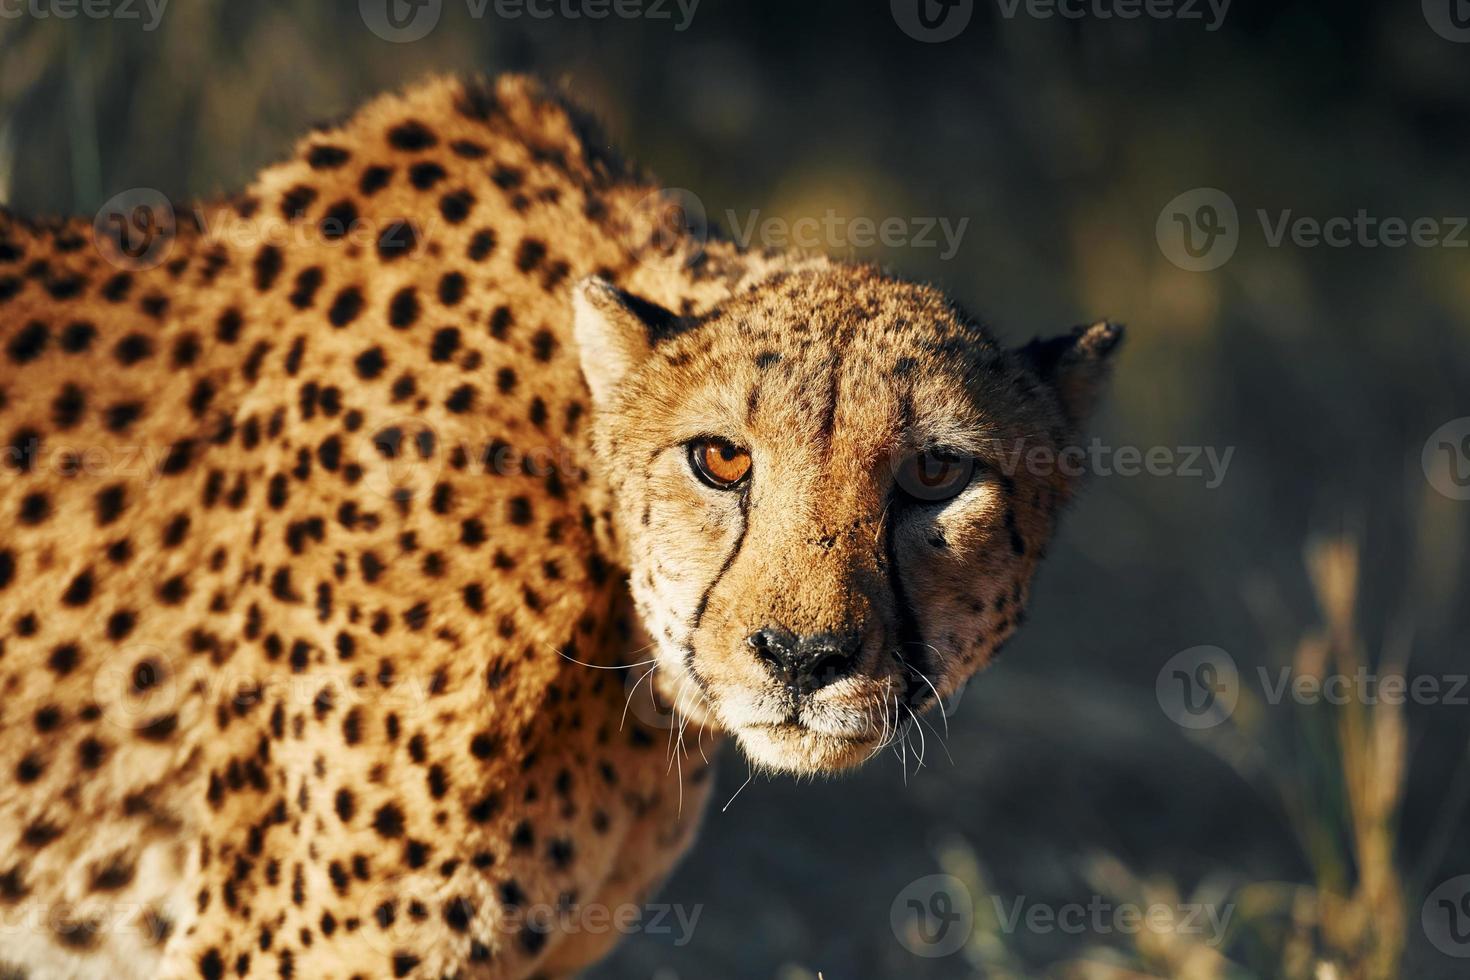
[[460, 518, 486, 547], [253, 245, 284, 291], [19, 491, 51, 525], [359, 165, 392, 195], [376, 221, 418, 261], [429, 327, 460, 362], [158, 575, 189, 604], [334, 788, 355, 823], [188, 379, 216, 418], [160, 439, 193, 475], [354, 347, 387, 379], [468, 792, 502, 823], [445, 385, 475, 413], [320, 201, 358, 241], [439, 190, 474, 224], [48, 642, 80, 675], [467, 228, 496, 261], [280, 185, 318, 220], [106, 609, 136, 641], [391, 953, 420, 978], [307, 145, 351, 169], [199, 948, 225, 980], [443, 897, 474, 932], [531, 329, 556, 361], [515, 238, 547, 272], [217, 308, 243, 343], [387, 120, 437, 150], [288, 267, 324, 309], [409, 161, 446, 189], [61, 569, 94, 607], [172, 333, 201, 368], [402, 602, 429, 631], [114, 333, 154, 365], [102, 273, 133, 302], [4, 427, 40, 472], [105, 402, 143, 433], [327, 286, 365, 327], [470, 731, 499, 758], [51, 384, 85, 429], [60, 320, 97, 352], [388, 288, 420, 329], [437, 271, 466, 306], [373, 803, 405, 838]]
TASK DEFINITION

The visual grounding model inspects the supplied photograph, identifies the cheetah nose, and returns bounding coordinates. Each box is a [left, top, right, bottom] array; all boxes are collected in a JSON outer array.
[[746, 628, 861, 695]]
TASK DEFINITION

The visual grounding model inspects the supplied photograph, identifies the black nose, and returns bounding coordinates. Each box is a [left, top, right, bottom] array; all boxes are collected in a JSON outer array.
[[746, 628, 861, 694]]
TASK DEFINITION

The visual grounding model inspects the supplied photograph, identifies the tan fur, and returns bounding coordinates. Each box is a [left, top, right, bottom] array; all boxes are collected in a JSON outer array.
[[0, 74, 1118, 978]]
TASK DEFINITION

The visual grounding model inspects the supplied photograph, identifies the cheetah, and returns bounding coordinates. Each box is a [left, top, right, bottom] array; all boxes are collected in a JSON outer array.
[[0, 75, 1122, 978]]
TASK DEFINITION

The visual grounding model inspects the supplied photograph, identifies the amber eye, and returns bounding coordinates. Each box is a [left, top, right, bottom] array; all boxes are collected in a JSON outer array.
[[894, 451, 976, 502], [688, 438, 752, 490]]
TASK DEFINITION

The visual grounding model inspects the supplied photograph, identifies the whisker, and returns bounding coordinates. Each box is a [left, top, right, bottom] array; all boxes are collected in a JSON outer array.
[[620, 663, 657, 732], [903, 661, 949, 742], [721, 766, 755, 812]]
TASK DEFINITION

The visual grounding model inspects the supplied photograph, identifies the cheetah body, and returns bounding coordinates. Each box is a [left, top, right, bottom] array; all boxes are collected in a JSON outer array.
[[0, 74, 1120, 980]]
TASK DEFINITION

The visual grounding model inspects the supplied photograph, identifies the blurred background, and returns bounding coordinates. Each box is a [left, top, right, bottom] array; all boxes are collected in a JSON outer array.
[[3, 1, 1469, 977]]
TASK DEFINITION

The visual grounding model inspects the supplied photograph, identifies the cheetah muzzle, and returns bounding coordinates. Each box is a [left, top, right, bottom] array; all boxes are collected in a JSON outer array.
[[0, 74, 1120, 979]]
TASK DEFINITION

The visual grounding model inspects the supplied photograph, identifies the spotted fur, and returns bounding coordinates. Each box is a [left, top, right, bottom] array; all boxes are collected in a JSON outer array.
[[0, 74, 1119, 978]]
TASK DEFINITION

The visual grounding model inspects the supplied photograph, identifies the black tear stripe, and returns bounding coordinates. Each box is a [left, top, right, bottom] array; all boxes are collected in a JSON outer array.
[[883, 514, 931, 709], [884, 388, 928, 707], [683, 490, 751, 671]]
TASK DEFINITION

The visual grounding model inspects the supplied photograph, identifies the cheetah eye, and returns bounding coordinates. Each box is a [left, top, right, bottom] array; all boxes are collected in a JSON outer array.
[[688, 437, 752, 490], [894, 450, 976, 503]]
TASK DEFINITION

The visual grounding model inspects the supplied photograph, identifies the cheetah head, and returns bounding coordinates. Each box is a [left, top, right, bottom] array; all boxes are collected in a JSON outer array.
[[575, 263, 1122, 774]]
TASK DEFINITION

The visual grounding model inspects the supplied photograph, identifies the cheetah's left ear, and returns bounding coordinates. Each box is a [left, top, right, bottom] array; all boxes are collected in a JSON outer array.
[[1016, 321, 1125, 427], [572, 277, 678, 409]]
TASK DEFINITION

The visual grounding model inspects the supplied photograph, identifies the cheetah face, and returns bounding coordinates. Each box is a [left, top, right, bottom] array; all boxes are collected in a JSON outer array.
[[575, 265, 1121, 774]]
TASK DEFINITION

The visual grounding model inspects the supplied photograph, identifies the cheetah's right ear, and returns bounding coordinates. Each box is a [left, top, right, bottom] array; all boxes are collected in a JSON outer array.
[[1016, 320, 1125, 428], [572, 277, 676, 409]]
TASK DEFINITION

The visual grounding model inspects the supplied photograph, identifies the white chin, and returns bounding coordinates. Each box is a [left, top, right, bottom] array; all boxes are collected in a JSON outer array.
[[734, 723, 876, 774]]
